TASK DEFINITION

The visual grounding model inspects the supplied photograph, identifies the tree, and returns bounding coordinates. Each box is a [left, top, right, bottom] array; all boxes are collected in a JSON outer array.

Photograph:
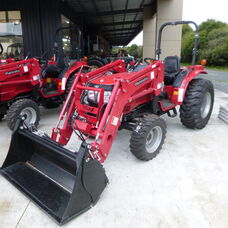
[[128, 44, 138, 57], [182, 24, 193, 36], [201, 27, 228, 65], [181, 19, 228, 66], [199, 19, 227, 34], [181, 27, 194, 62]]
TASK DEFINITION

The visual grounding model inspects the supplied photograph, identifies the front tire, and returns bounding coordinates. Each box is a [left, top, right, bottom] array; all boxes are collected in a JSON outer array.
[[130, 116, 167, 161], [6, 99, 40, 130], [180, 78, 214, 129]]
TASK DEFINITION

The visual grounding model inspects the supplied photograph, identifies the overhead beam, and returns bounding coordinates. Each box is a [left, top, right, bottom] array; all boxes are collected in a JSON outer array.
[[106, 24, 142, 46], [109, 0, 115, 27], [88, 8, 143, 16], [105, 37, 132, 41], [101, 20, 142, 27], [90, 0, 104, 24], [129, 0, 146, 30], [109, 34, 132, 40], [102, 28, 137, 33], [104, 32, 134, 37]]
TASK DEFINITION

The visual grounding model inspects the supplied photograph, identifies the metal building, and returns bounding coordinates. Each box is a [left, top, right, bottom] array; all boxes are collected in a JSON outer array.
[[0, 0, 183, 59]]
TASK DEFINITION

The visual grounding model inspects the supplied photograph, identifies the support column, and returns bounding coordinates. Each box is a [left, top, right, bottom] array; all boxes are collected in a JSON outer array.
[[143, 6, 157, 59], [156, 0, 183, 60]]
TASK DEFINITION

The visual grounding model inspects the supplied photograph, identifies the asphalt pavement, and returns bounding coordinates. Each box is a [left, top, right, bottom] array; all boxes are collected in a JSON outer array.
[[199, 69, 228, 94]]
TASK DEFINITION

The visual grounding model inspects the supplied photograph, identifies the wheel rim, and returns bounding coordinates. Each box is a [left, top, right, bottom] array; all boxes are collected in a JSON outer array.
[[200, 92, 211, 119], [20, 107, 37, 125], [145, 126, 163, 153]]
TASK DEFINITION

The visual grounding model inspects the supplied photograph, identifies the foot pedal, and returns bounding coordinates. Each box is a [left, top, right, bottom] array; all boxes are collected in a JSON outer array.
[[218, 105, 228, 124], [167, 108, 177, 118]]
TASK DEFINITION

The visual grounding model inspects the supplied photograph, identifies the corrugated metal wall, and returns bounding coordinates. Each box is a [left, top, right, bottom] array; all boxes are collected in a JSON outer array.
[[1, 0, 61, 57], [39, 0, 61, 57], [20, 0, 43, 57]]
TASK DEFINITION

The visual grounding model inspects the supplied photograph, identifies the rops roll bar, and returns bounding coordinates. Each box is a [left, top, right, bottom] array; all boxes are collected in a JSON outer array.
[[156, 21, 199, 65]]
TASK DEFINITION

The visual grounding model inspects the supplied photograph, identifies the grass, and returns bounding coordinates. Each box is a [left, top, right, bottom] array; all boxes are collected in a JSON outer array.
[[181, 62, 228, 72]]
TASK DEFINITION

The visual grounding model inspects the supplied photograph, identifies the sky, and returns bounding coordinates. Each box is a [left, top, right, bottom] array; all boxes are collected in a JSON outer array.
[[128, 0, 228, 46]]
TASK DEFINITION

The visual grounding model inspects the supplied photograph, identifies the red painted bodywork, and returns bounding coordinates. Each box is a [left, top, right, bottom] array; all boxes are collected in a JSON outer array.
[[0, 58, 89, 103], [0, 58, 15, 65], [0, 58, 40, 102], [51, 60, 207, 163], [170, 65, 207, 104]]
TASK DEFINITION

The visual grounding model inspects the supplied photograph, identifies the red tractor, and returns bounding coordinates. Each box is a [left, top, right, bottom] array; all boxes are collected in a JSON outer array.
[[0, 27, 89, 129], [1, 21, 214, 225]]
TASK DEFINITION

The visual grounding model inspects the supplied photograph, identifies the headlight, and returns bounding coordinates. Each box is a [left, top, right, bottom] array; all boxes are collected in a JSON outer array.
[[87, 90, 112, 104]]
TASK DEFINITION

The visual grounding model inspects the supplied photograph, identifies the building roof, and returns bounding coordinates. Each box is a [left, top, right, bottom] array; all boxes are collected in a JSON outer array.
[[65, 0, 156, 46]]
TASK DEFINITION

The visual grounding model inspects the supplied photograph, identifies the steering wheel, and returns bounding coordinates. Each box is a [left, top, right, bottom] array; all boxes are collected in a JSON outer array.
[[0, 44, 3, 55], [128, 58, 142, 72], [35, 51, 49, 65], [144, 57, 157, 65]]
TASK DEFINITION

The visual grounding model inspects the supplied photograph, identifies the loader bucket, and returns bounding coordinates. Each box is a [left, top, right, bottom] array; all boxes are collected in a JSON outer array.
[[0, 122, 108, 225]]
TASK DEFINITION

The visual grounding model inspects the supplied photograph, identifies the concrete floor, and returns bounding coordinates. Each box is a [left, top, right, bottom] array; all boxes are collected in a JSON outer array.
[[0, 89, 228, 228]]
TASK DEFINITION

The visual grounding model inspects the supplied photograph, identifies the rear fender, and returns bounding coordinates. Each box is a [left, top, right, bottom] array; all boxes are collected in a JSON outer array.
[[61, 62, 88, 91], [64, 62, 88, 80], [171, 66, 207, 104]]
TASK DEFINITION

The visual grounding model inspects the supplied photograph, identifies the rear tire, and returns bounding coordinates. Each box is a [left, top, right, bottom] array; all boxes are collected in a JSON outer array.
[[130, 116, 167, 161], [180, 78, 214, 129], [87, 59, 104, 70], [6, 99, 40, 130], [64, 75, 75, 100], [64, 69, 90, 100]]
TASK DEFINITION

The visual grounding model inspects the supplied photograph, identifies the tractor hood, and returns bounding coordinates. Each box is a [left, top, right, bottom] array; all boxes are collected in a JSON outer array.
[[87, 72, 131, 91]]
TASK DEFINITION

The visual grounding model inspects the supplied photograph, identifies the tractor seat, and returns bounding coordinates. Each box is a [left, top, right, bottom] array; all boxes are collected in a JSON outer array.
[[42, 65, 69, 78], [164, 56, 180, 85], [43, 65, 61, 78], [42, 54, 68, 78]]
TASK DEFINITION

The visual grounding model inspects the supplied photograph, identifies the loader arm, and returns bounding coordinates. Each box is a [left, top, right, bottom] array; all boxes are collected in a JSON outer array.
[[52, 61, 164, 162], [52, 59, 129, 144]]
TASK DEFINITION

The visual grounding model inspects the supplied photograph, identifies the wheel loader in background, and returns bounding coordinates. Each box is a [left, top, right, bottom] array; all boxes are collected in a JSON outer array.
[[0, 21, 214, 225]]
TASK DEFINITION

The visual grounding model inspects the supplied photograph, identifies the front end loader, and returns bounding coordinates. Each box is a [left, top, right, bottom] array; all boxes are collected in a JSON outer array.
[[0, 21, 214, 225]]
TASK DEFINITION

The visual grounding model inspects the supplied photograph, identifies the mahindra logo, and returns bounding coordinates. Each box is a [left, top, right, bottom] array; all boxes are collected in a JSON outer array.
[[135, 77, 148, 86], [5, 69, 20, 75]]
